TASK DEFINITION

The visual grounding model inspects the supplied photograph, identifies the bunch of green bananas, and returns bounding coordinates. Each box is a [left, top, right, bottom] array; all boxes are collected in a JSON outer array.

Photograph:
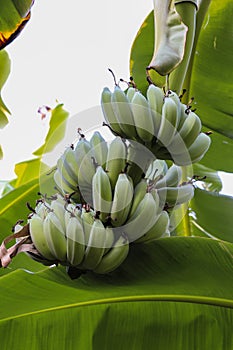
[[1, 80, 207, 277], [27, 194, 129, 274], [101, 85, 211, 166], [54, 131, 155, 202]]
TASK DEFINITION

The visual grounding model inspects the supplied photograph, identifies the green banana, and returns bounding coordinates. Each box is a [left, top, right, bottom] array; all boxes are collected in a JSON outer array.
[[81, 219, 106, 270], [50, 198, 67, 232], [81, 208, 95, 245], [75, 139, 96, 205], [123, 192, 160, 242], [104, 226, 115, 255], [145, 159, 168, 182], [126, 86, 137, 102], [101, 87, 125, 136], [111, 173, 134, 227], [167, 90, 181, 122], [62, 146, 79, 182], [92, 166, 112, 222], [105, 136, 127, 189], [57, 156, 78, 190], [131, 91, 154, 142], [135, 210, 170, 244], [54, 169, 78, 198], [169, 110, 202, 155], [64, 203, 81, 228], [128, 178, 148, 218], [66, 215, 85, 266], [29, 214, 56, 261], [111, 86, 137, 139], [43, 211, 67, 261], [155, 164, 182, 188], [173, 132, 211, 166], [93, 234, 129, 274], [157, 97, 179, 147], [146, 84, 164, 136], [90, 131, 108, 168], [157, 183, 194, 208]]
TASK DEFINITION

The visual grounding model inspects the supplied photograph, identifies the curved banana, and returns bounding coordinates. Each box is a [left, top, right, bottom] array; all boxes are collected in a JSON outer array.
[[126, 86, 137, 102], [135, 210, 170, 244], [81, 208, 95, 245], [92, 166, 112, 222], [167, 90, 181, 122], [43, 211, 67, 262], [54, 169, 79, 199], [157, 97, 179, 147], [66, 215, 85, 266], [173, 132, 211, 166], [111, 173, 134, 227], [105, 136, 127, 189], [62, 146, 79, 182], [90, 131, 108, 168], [50, 198, 66, 232], [74, 139, 96, 205], [104, 226, 115, 255], [157, 183, 194, 208], [111, 86, 137, 139], [145, 159, 168, 182], [155, 164, 182, 188], [93, 234, 129, 274], [146, 84, 164, 136], [29, 214, 56, 261], [131, 91, 154, 142], [56, 157, 78, 190], [101, 87, 125, 136], [123, 192, 160, 242], [128, 178, 148, 218], [169, 111, 202, 155], [81, 219, 106, 270]]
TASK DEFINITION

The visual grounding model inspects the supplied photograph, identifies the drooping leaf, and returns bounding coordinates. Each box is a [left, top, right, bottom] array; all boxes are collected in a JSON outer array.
[[190, 188, 233, 242], [147, 0, 188, 76], [0, 0, 34, 50], [33, 104, 69, 157], [0, 238, 233, 348], [0, 145, 3, 160]]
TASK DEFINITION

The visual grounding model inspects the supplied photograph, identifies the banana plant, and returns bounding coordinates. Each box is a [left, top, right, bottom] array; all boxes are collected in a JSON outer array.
[[0, 0, 233, 349]]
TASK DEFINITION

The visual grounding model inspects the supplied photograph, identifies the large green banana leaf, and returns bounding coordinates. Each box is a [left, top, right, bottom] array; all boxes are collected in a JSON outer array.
[[0, 238, 233, 349]]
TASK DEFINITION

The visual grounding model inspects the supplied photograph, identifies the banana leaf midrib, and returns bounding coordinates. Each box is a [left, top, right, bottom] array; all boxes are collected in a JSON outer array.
[[1, 294, 233, 323]]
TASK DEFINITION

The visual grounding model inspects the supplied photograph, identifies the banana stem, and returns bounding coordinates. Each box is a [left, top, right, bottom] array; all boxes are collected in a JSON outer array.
[[182, 0, 213, 100], [169, 2, 197, 96], [180, 165, 192, 237]]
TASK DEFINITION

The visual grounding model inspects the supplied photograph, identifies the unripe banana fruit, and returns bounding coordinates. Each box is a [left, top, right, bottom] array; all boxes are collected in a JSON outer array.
[[101, 84, 211, 165]]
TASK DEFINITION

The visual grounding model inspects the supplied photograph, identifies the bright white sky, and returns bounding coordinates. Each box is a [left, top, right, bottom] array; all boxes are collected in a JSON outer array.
[[0, 0, 232, 195]]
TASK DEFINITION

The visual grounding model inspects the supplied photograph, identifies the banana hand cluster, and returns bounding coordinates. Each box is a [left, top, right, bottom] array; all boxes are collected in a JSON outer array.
[[101, 85, 211, 165], [54, 132, 154, 204], [27, 194, 130, 274]]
